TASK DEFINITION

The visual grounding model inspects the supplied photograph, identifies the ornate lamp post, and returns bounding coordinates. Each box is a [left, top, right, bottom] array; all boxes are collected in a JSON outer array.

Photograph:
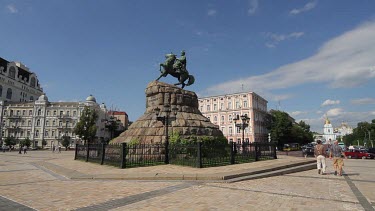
[[154, 105, 178, 164], [233, 114, 250, 144]]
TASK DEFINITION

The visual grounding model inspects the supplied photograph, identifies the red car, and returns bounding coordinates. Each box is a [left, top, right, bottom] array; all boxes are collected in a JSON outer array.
[[344, 150, 375, 159]]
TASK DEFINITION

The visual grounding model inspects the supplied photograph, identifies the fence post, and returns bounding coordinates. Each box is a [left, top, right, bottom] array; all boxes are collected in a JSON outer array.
[[273, 143, 277, 159], [74, 144, 78, 160], [197, 142, 202, 168], [230, 141, 235, 164], [121, 143, 126, 169], [86, 143, 89, 162], [100, 143, 105, 165], [255, 142, 259, 161]]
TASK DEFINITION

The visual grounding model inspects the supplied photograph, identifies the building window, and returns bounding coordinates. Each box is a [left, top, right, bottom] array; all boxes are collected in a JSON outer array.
[[6, 88, 12, 100], [221, 115, 224, 122], [228, 102, 232, 109], [206, 105, 210, 111], [29, 110, 32, 116], [229, 115, 232, 121], [20, 131, 24, 137], [59, 121, 62, 126], [22, 110, 26, 115], [243, 100, 248, 108], [236, 127, 241, 133], [220, 103, 224, 110], [53, 110, 57, 116], [52, 130, 55, 137], [73, 111, 77, 116], [46, 120, 49, 126], [236, 101, 240, 108], [213, 104, 217, 111], [53, 120, 56, 126], [38, 109, 41, 116], [16, 110, 20, 116], [35, 130, 39, 137], [30, 77, 36, 87], [67, 111, 70, 116], [9, 66, 16, 79], [37, 119, 41, 126], [221, 127, 225, 134], [200, 106, 203, 111], [28, 120, 31, 126], [60, 111, 63, 117], [229, 126, 233, 135], [45, 130, 49, 137], [47, 111, 50, 116], [214, 116, 217, 121]]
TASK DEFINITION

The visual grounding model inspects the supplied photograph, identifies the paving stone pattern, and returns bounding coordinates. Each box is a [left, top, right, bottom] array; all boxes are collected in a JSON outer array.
[[1, 150, 374, 211]]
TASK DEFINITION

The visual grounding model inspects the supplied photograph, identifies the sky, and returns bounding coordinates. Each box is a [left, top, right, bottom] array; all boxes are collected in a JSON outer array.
[[1, 0, 375, 133]]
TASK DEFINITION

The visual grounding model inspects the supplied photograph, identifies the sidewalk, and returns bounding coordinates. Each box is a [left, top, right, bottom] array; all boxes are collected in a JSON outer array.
[[29, 151, 316, 182]]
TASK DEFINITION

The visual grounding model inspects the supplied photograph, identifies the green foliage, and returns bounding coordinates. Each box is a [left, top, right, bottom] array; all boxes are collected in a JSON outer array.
[[20, 138, 32, 148], [4, 137, 16, 147], [62, 136, 71, 150], [74, 106, 99, 144], [268, 110, 313, 148], [343, 119, 375, 146], [129, 138, 140, 146], [42, 139, 47, 149]]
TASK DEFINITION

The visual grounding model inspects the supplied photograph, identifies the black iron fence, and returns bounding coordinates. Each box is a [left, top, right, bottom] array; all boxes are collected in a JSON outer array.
[[75, 141, 277, 168]]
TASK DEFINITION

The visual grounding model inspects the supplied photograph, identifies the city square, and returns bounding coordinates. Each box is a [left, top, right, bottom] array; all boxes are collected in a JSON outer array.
[[1, 151, 374, 210], [1, 1, 375, 210]]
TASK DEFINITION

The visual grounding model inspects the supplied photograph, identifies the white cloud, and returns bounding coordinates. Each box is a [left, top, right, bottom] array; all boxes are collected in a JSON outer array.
[[290, 111, 307, 116], [201, 20, 375, 97], [321, 99, 340, 107], [326, 108, 344, 117], [248, 0, 258, 15], [207, 9, 217, 16], [351, 98, 375, 105], [265, 32, 304, 48], [290, 1, 317, 15], [6, 4, 18, 13]]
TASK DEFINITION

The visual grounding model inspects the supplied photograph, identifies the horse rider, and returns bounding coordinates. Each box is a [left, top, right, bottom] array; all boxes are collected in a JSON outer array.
[[173, 50, 188, 75]]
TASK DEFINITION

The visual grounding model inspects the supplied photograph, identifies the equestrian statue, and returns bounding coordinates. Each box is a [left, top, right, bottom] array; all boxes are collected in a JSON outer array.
[[156, 50, 195, 89]]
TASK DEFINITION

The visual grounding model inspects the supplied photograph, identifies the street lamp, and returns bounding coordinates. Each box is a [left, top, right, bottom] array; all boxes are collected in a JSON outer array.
[[154, 105, 178, 164], [233, 114, 250, 144]]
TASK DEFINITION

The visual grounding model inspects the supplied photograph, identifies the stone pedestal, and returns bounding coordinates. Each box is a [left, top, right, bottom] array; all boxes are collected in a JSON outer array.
[[111, 81, 223, 144]]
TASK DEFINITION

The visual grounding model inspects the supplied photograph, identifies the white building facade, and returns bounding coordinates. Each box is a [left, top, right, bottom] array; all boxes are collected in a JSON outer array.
[[0, 57, 43, 102], [0, 94, 111, 148], [323, 117, 336, 144], [198, 92, 268, 143]]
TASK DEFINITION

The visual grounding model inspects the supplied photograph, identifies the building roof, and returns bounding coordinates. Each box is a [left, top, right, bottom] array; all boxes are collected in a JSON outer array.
[[108, 111, 128, 116]]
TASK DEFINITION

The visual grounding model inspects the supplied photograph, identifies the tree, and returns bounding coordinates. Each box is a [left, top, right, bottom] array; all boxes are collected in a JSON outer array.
[[268, 110, 313, 149], [4, 137, 16, 147], [22, 138, 31, 148], [42, 139, 47, 149], [74, 106, 98, 145], [61, 135, 70, 150], [268, 110, 293, 149]]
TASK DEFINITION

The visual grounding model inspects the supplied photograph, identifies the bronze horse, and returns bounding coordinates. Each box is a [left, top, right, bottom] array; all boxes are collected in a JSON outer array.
[[156, 53, 195, 89]]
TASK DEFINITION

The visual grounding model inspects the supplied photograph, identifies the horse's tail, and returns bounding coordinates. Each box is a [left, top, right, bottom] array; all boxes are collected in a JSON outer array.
[[187, 75, 195, 86]]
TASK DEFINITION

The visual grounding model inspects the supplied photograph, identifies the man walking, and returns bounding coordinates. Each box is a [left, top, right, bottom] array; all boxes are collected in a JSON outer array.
[[314, 140, 326, 175], [330, 140, 347, 176]]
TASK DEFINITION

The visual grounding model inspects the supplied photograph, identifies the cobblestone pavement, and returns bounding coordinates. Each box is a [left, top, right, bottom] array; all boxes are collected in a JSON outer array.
[[0, 150, 374, 211]]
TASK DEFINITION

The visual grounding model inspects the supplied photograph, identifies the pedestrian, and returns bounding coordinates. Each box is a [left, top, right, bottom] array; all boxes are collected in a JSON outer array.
[[58, 145, 61, 153], [18, 146, 22, 154], [314, 140, 326, 175], [23, 145, 27, 154], [330, 140, 347, 176], [52, 145, 55, 153]]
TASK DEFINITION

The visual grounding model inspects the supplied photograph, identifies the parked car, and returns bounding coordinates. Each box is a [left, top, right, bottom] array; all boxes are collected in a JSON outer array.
[[367, 148, 375, 154], [344, 149, 375, 159], [302, 144, 315, 157]]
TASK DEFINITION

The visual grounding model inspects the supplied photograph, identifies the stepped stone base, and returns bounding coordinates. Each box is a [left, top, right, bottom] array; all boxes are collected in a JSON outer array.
[[111, 81, 223, 144]]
